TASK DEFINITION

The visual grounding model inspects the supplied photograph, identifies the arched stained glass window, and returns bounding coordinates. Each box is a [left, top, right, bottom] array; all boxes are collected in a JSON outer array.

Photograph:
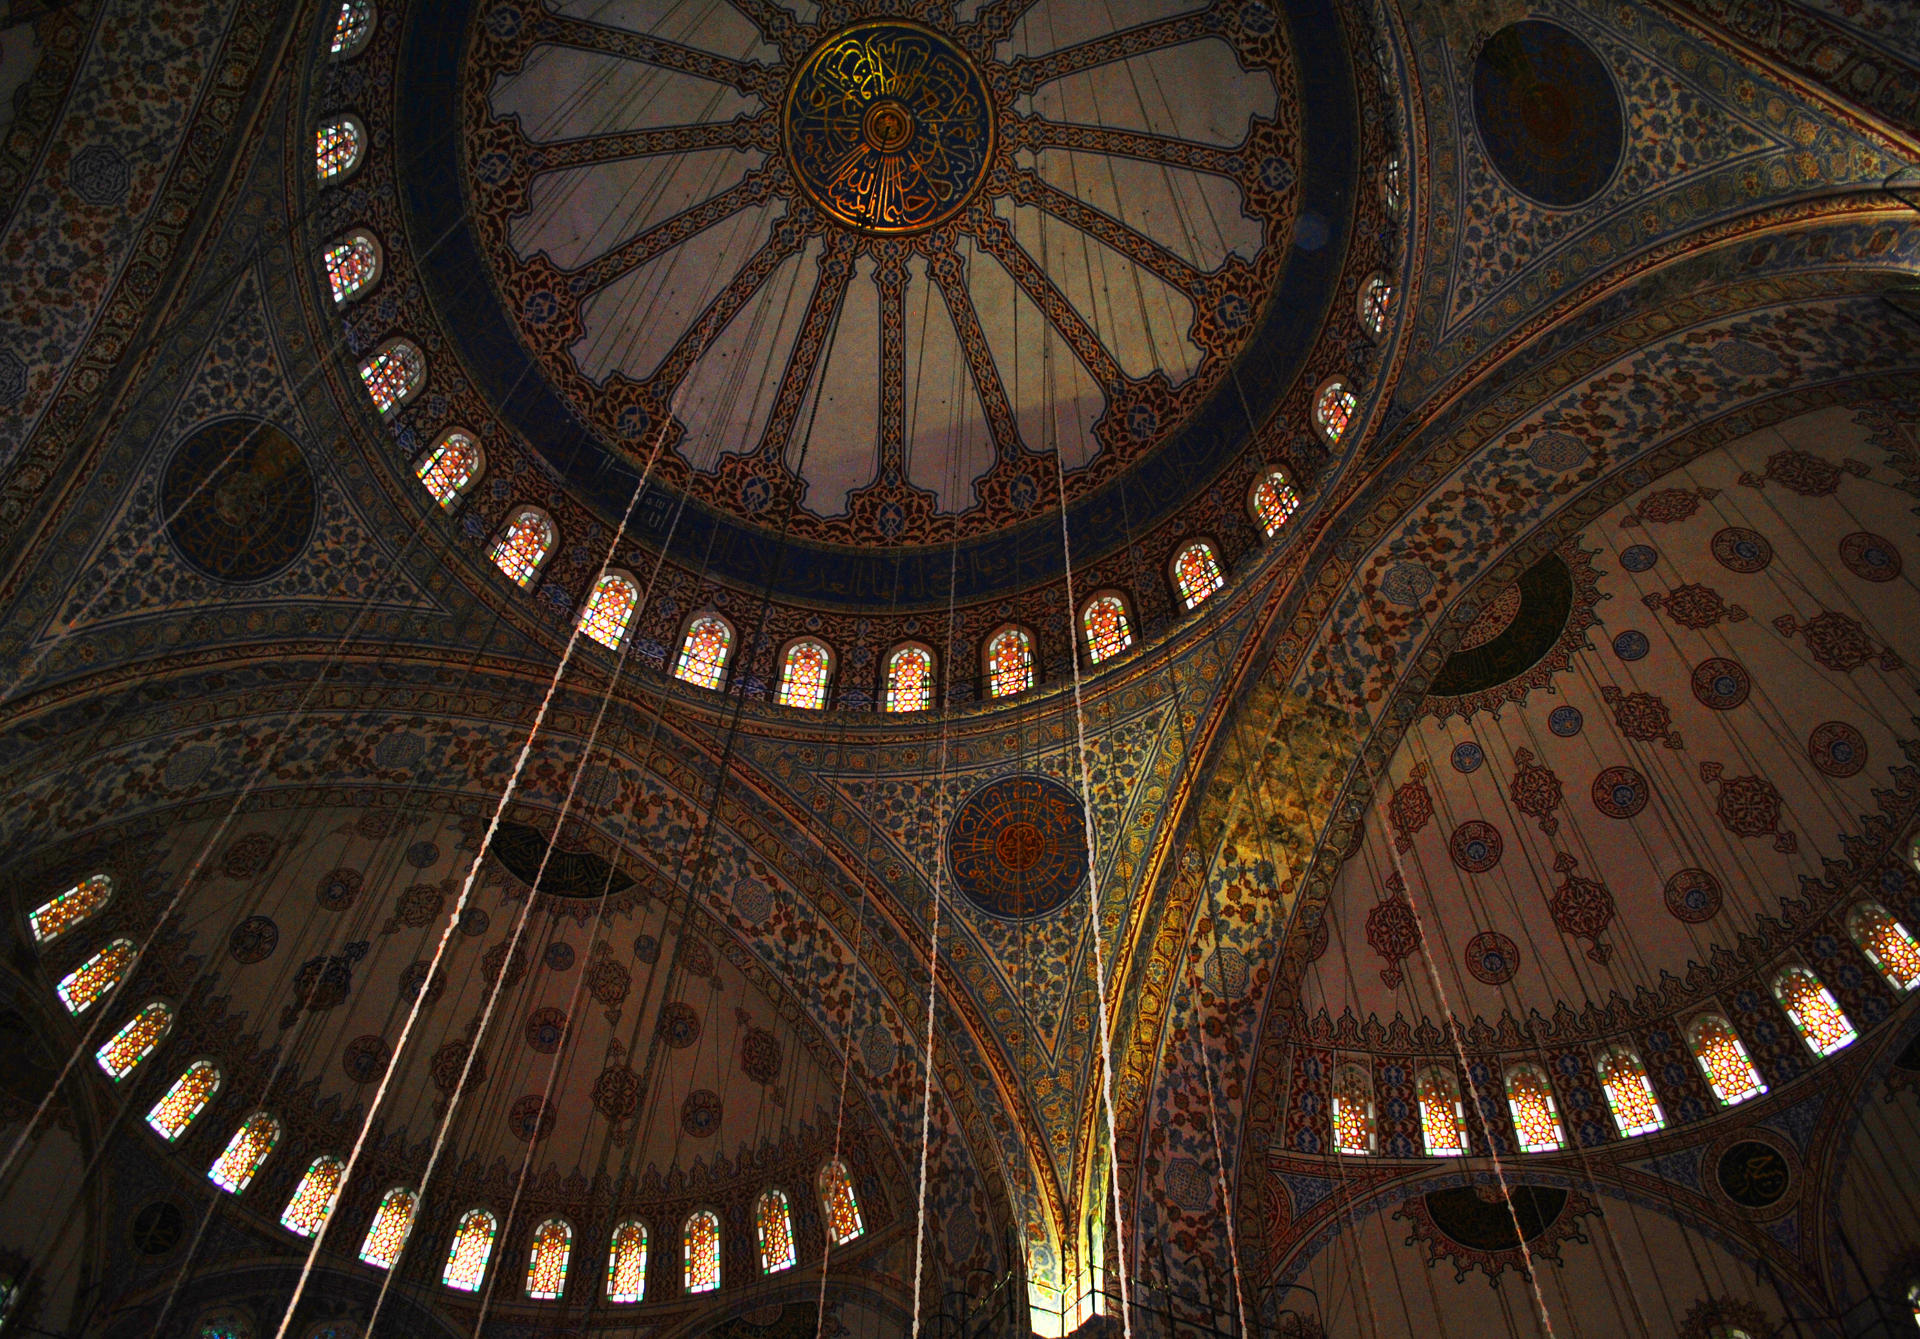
[[1171, 541, 1224, 610], [97, 1001, 172, 1080], [1416, 1065, 1468, 1156], [1250, 469, 1300, 538], [1359, 274, 1394, 340], [1504, 1063, 1562, 1153], [281, 1156, 344, 1236], [314, 116, 365, 182], [755, 1190, 795, 1274], [322, 231, 380, 305], [884, 644, 933, 713], [209, 1112, 281, 1192], [1332, 1064, 1375, 1155], [1773, 965, 1855, 1056], [489, 508, 554, 588], [197, 1310, 252, 1339], [331, 0, 374, 57], [1847, 900, 1920, 991], [674, 615, 733, 691], [1596, 1047, 1665, 1138], [1313, 380, 1357, 448], [358, 1186, 416, 1269], [579, 570, 638, 651], [683, 1209, 720, 1294], [31, 872, 112, 943], [358, 339, 424, 413], [818, 1158, 863, 1245], [58, 937, 135, 1014], [525, 1217, 572, 1299], [443, 1209, 497, 1291], [148, 1060, 221, 1141], [415, 430, 481, 507], [985, 626, 1033, 698], [1081, 594, 1133, 664], [1686, 1014, 1766, 1106], [605, 1219, 648, 1303], [776, 639, 832, 710], [1383, 154, 1404, 215]]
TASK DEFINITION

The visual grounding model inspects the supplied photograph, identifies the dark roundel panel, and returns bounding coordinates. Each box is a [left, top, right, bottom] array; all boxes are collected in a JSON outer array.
[[1423, 1185, 1567, 1250], [162, 418, 316, 582], [1472, 21, 1624, 208], [1716, 1140, 1790, 1208], [947, 774, 1089, 920], [1428, 553, 1574, 698]]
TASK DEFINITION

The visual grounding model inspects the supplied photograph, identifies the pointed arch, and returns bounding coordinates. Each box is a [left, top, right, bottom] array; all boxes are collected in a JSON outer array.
[[208, 1112, 280, 1192], [1416, 1065, 1468, 1156], [525, 1217, 572, 1299], [1847, 900, 1920, 990], [1331, 1062, 1375, 1155], [605, 1219, 648, 1302], [1772, 964, 1855, 1055], [1686, 1014, 1767, 1106], [817, 1158, 864, 1245], [415, 430, 482, 507], [96, 1001, 172, 1080], [683, 1209, 721, 1293], [1169, 539, 1224, 610], [1595, 1046, 1665, 1137], [330, 0, 375, 58], [674, 614, 734, 691], [489, 507, 556, 588], [1249, 468, 1300, 537], [314, 115, 365, 182], [147, 1059, 221, 1141], [1504, 1063, 1562, 1152], [322, 230, 381, 305], [1359, 273, 1394, 340], [443, 1209, 497, 1291], [29, 872, 113, 944], [755, 1189, 795, 1273], [1312, 377, 1357, 448], [984, 624, 1034, 698], [281, 1156, 344, 1236], [579, 569, 639, 650], [57, 937, 135, 1014], [1079, 592, 1134, 665], [776, 638, 833, 710], [358, 1186, 416, 1268], [883, 642, 934, 713], [357, 338, 424, 413]]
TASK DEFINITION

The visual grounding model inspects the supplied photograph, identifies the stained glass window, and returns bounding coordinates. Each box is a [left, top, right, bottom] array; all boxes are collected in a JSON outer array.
[[58, 937, 135, 1014], [1687, 1014, 1766, 1106], [525, 1217, 572, 1299], [1251, 469, 1300, 537], [1596, 1047, 1665, 1138], [884, 645, 933, 713], [358, 1186, 416, 1269], [197, 1310, 252, 1339], [683, 1210, 720, 1294], [1332, 1064, 1375, 1155], [605, 1219, 648, 1303], [314, 116, 364, 182], [209, 1112, 281, 1192], [1081, 595, 1133, 664], [986, 626, 1033, 698], [489, 508, 554, 588], [818, 1158, 864, 1245], [358, 340, 424, 413], [148, 1060, 221, 1140], [31, 872, 112, 943], [1360, 275, 1394, 339], [1847, 900, 1920, 991], [1416, 1066, 1468, 1156], [674, 615, 732, 691], [579, 571, 638, 650], [331, 0, 374, 56], [97, 1001, 172, 1080], [322, 231, 379, 305], [776, 639, 832, 710], [443, 1209, 498, 1291], [1504, 1064, 1562, 1153], [1383, 155, 1403, 215], [0, 1280, 19, 1331], [281, 1156, 344, 1236], [1172, 541, 1224, 610], [416, 431, 480, 507], [1773, 965, 1855, 1056], [1313, 380, 1357, 447], [755, 1190, 795, 1274]]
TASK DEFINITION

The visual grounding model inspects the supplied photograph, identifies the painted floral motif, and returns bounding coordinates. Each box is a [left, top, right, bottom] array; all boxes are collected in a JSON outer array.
[[1690, 657, 1751, 709], [1839, 531, 1902, 582], [1464, 930, 1519, 985], [1598, 685, 1681, 748], [1590, 766, 1649, 819], [1663, 868, 1722, 923], [1736, 448, 1869, 494], [1387, 763, 1432, 853], [1365, 884, 1421, 989], [1448, 820, 1504, 873], [1644, 582, 1747, 630], [1547, 852, 1615, 963], [1700, 761, 1797, 853], [1773, 610, 1902, 672], [1620, 486, 1715, 526], [1808, 721, 1868, 778], [1508, 748, 1563, 835], [1710, 526, 1772, 573]]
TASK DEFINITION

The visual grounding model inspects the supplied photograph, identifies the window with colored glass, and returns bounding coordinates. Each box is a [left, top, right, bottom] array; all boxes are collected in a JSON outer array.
[[1847, 900, 1920, 991], [1383, 155, 1403, 214], [1686, 1014, 1766, 1106], [986, 627, 1033, 698], [358, 1186, 416, 1269], [322, 232, 379, 305], [489, 509, 553, 588], [314, 117, 363, 181], [1251, 469, 1300, 537], [1332, 1065, 1375, 1155], [209, 1112, 281, 1192], [683, 1210, 721, 1293], [674, 616, 732, 691], [1172, 541, 1224, 610], [884, 645, 933, 713], [776, 640, 831, 710], [1416, 1066, 1468, 1156], [1314, 381, 1357, 447], [331, 0, 374, 56], [357, 340, 424, 413], [1773, 966, 1855, 1056], [818, 1159, 864, 1245], [148, 1060, 221, 1141], [443, 1209, 497, 1291], [1504, 1064, 1562, 1153], [1360, 275, 1394, 339], [1595, 1047, 1665, 1138], [58, 937, 136, 1014], [281, 1156, 344, 1236], [97, 1001, 172, 1080], [416, 431, 479, 507], [197, 1310, 252, 1339], [525, 1217, 572, 1299], [606, 1220, 648, 1302], [579, 571, 638, 650], [1081, 595, 1133, 664], [30, 872, 112, 944], [756, 1190, 795, 1273]]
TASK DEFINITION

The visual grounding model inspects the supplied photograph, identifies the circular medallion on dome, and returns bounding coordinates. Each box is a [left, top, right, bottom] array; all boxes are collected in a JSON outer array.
[[783, 22, 993, 235], [947, 775, 1088, 919], [1472, 20, 1623, 209], [163, 419, 316, 583]]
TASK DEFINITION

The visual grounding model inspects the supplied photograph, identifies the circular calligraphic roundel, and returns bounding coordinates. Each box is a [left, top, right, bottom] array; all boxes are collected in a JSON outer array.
[[947, 774, 1088, 919], [783, 22, 994, 235]]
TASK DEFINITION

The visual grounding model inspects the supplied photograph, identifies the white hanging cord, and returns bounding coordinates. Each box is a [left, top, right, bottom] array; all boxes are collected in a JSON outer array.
[[1189, 998, 1251, 1336]]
